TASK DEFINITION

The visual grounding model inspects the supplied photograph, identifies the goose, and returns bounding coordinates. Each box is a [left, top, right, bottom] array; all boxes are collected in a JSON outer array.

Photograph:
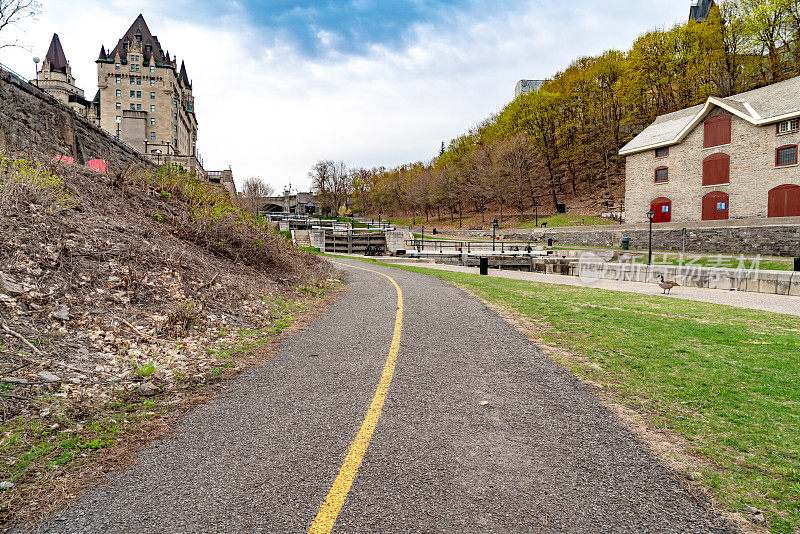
[[658, 275, 679, 294]]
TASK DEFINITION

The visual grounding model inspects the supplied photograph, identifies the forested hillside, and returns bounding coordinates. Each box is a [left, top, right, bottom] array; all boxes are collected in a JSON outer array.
[[346, 0, 800, 224]]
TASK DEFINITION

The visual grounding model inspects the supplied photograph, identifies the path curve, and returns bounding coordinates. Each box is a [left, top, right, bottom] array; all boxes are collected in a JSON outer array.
[[41, 259, 736, 533]]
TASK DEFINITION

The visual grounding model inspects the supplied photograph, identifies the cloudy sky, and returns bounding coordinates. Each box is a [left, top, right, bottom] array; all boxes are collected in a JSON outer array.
[[2, 0, 688, 190]]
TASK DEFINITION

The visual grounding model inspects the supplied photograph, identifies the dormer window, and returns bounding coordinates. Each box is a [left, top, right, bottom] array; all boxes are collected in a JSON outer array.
[[777, 119, 799, 135], [123, 41, 129, 52], [145, 45, 151, 54]]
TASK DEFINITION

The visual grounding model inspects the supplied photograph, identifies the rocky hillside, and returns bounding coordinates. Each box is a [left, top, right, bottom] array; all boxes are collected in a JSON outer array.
[[0, 154, 332, 529]]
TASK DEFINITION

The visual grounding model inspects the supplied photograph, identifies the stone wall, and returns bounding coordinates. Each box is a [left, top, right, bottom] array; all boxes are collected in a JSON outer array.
[[625, 107, 800, 224], [0, 68, 153, 168], [443, 219, 800, 257]]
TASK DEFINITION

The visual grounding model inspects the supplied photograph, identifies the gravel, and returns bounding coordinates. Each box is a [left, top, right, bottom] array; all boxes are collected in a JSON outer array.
[[39, 259, 735, 533]]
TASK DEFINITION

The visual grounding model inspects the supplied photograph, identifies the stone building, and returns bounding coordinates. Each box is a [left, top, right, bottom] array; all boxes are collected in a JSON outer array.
[[95, 14, 197, 157], [514, 80, 545, 98], [31, 34, 93, 120], [689, 0, 715, 22], [620, 75, 800, 224], [261, 190, 318, 215]]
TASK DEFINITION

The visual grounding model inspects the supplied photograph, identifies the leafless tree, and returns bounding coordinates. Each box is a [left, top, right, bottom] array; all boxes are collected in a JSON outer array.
[[0, 0, 41, 50], [309, 160, 352, 215], [239, 177, 275, 216]]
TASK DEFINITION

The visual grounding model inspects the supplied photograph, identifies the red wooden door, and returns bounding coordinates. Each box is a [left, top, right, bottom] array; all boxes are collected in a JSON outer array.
[[768, 184, 800, 217], [702, 191, 729, 220], [650, 197, 672, 223], [703, 114, 731, 148], [702, 153, 730, 186]]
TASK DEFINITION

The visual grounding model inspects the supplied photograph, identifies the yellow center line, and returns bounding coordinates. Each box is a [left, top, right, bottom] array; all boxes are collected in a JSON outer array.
[[308, 260, 404, 534]]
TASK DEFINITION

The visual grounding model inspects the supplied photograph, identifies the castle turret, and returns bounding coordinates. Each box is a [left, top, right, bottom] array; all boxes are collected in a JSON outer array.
[[32, 34, 93, 120]]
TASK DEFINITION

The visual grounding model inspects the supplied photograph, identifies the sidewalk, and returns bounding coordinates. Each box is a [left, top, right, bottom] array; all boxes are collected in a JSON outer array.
[[379, 258, 800, 317]]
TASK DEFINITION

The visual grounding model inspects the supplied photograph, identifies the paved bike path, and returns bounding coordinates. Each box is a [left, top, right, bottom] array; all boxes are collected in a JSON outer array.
[[43, 259, 735, 533]]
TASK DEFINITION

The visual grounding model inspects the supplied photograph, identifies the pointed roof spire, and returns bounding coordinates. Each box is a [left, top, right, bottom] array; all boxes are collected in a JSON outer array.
[[109, 14, 167, 63], [98, 45, 107, 61], [179, 60, 191, 88], [45, 33, 69, 74]]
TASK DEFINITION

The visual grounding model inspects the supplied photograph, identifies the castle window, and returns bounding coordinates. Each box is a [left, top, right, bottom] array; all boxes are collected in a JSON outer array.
[[150, 92, 155, 99], [151, 118, 155, 125], [151, 105, 155, 112], [150, 66, 155, 73], [145, 45, 151, 54], [115, 89, 121, 97], [130, 90, 135, 97], [130, 77, 134, 84], [116, 76, 121, 84], [150, 132, 156, 141], [777, 119, 800, 135], [115, 63, 120, 70], [136, 91, 141, 98], [776, 145, 798, 166], [116, 102, 121, 109], [136, 104, 141, 110], [130, 104, 135, 110], [131, 65, 135, 72], [654, 147, 669, 158], [136, 77, 141, 85], [150, 79, 155, 86]]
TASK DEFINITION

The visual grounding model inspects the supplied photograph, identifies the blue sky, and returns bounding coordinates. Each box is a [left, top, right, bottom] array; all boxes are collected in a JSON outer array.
[[3, 1, 689, 190]]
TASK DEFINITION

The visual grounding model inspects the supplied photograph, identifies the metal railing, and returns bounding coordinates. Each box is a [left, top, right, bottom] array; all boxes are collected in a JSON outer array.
[[405, 238, 547, 254]]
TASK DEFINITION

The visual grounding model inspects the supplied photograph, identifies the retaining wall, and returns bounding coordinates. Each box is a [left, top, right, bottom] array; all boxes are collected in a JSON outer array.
[[0, 69, 153, 168]]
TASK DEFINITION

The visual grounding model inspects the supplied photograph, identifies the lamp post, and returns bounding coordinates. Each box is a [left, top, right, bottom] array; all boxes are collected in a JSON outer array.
[[492, 219, 499, 252], [115, 116, 121, 140], [155, 149, 162, 166], [646, 209, 655, 265], [420, 225, 424, 251], [534, 199, 539, 227], [33, 57, 40, 87]]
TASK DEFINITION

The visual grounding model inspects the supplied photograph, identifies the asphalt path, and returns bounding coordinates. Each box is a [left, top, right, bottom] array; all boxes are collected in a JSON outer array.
[[42, 258, 735, 533]]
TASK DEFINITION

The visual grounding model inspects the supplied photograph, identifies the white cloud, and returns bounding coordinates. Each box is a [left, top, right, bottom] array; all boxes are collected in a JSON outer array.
[[2, 0, 688, 191]]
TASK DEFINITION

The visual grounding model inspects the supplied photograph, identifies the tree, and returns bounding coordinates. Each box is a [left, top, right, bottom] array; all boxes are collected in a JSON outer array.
[[309, 160, 353, 216], [0, 0, 40, 50], [239, 177, 275, 216]]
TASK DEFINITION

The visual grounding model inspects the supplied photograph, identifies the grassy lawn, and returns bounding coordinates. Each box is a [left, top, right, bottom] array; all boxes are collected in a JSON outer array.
[[628, 253, 793, 271], [517, 213, 616, 228], [370, 262, 800, 533]]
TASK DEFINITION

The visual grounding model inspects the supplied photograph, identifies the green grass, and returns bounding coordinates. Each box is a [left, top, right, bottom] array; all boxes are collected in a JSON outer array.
[[629, 253, 793, 271], [517, 213, 615, 228], [369, 262, 800, 533]]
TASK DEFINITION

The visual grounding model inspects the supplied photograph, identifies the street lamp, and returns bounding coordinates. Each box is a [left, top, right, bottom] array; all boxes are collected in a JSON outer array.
[[32, 57, 40, 87], [115, 116, 121, 140], [492, 219, 499, 252], [420, 225, 425, 252], [155, 149, 162, 165], [646, 209, 655, 265]]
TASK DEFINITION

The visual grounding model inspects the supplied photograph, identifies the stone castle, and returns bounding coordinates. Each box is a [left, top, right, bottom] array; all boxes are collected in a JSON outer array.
[[29, 15, 234, 195]]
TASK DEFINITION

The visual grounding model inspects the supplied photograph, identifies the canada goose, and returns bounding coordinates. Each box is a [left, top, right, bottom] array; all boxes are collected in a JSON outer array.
[[658, 274, 679, 294]]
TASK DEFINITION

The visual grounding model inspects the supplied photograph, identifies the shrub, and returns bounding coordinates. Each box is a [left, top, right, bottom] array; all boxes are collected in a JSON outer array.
[[0, 155, 76, 211]]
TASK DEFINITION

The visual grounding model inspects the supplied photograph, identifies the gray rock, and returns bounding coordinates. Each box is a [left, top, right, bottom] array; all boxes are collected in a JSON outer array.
[[0, 273, 23, 297], [742, 505, 760, 514], [137, 381, 159, 396], [51, 304, 70, 321], [37, 371, 61, 382], [0, 481, 14, 490]]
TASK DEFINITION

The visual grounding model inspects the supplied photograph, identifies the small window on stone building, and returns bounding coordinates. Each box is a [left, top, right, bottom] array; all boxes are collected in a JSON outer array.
[[777, 119, 800, 134], [130, 104, 135, 110], [655, 147, 669, 158], [130, 78, 134, 84], [151, 105, 155, 112], [116, 76, 121, 84], [151, 118, 155, 125], [151, 92, 155, 99], [150, 132, 156, 141], [654, 166, 669, 183], [131, 65, 135, 72], [136, 91, 141, 98], [130, 90, 135, 97], [150, 66, 155, 73], [115, 89, 121, 97], [150, 79, 155, 86], [776, 145, 798, 166], [116, 102, 121, 109], [115, 63, 120, 70], [136, 78, 141, 85], [136, 104, 141, 110]]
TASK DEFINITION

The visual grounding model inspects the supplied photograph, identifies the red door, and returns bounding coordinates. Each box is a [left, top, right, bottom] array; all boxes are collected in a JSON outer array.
[[650, 197, 672, 223], [768, 184, 800, 217], [702, 191, 729, 220]]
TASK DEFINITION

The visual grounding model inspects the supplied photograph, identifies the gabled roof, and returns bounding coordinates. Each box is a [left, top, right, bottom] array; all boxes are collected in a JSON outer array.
[[620, 75, 800, 155], [45, 33, 69, 73], [108, 14, 168, 65]]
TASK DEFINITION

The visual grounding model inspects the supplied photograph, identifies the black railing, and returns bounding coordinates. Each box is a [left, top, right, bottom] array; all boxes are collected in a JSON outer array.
[[404, 238, 545, 253]]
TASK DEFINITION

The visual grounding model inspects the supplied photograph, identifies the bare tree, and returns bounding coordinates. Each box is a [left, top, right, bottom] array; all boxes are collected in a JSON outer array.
[[239, 177, 275, 216], [309, 160, 353, 216], [0, 0, 41, 50]]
